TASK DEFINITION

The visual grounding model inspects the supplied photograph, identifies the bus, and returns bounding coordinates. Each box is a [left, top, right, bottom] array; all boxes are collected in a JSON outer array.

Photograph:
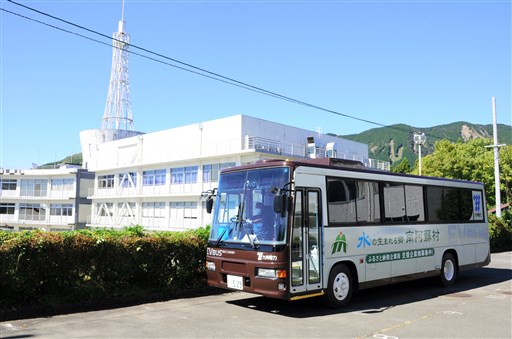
[[203, 158, 490, 308]]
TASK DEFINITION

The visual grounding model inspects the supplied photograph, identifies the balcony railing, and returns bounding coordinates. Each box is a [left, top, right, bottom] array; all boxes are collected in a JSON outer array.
[[368, 159, 391, 171], [244, 136, 373, 165]]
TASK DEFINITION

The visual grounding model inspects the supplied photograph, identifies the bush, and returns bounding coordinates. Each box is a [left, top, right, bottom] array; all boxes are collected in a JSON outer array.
[[0, 226, 210, 309], [488, 210, 512, 252]]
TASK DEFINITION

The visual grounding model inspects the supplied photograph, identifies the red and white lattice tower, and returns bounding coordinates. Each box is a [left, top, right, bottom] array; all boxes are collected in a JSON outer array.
[[102, 0, 133, 130]]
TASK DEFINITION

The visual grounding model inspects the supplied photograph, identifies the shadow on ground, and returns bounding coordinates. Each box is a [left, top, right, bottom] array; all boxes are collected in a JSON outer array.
[[0, 286, 225, 322], [226, 266, 512, 318]]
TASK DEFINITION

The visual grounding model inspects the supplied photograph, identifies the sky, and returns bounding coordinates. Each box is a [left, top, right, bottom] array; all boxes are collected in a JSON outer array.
[[1, 0, 511, 169]]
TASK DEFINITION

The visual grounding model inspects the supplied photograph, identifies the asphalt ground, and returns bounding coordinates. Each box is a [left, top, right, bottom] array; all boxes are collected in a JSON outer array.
[[1, 252, 511, 339]]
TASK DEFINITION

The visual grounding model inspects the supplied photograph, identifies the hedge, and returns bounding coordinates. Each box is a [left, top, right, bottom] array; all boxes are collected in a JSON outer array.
[[0, 226, 210, 310]]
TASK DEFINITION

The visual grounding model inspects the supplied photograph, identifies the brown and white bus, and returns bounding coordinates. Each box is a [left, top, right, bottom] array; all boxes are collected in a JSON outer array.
[[203, 158, 490, 308]]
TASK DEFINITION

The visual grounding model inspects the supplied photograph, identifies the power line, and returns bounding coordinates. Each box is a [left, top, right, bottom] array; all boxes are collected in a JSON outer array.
[[0, 7, 297, 105], [3, 0, 454, 142], [8, 0, 386, 130]]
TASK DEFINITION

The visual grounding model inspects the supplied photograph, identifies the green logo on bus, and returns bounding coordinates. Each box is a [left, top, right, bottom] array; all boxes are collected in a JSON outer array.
[[332, 232, 347, 254]]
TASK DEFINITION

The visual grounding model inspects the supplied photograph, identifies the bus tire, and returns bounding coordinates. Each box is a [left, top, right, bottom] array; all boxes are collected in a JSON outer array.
[[324, 264, 353, 308], [440, 252, 457, 287]]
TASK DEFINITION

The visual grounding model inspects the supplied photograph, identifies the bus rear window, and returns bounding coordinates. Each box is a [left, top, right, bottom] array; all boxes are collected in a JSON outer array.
[[427, 187, 484, 222]]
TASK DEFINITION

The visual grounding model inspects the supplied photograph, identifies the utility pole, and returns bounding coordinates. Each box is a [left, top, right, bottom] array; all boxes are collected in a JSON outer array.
[[414, 132, 426, 176], [485, 97, 505, 218]]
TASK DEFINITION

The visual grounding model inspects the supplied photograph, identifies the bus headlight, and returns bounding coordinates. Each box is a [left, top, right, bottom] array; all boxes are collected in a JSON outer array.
[[206, 261, 216, 271], [257, 268, 287, 279]]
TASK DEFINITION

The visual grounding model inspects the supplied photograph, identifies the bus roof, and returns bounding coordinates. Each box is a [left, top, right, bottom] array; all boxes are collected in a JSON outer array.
[[221, 158, 484, 187]]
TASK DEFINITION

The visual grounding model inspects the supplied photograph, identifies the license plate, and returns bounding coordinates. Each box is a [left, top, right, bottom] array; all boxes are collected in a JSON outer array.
[[227, 275, 243, 290]]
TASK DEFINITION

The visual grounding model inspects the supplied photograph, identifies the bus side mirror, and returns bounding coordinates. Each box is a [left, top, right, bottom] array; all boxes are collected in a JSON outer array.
[[202, 188, 217, 214], [206, 196, 214, 214], [274, 193, 287, 217]]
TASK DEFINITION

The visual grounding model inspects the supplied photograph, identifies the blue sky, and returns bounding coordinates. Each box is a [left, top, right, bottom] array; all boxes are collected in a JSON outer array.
[[1, 0, 511, 169]]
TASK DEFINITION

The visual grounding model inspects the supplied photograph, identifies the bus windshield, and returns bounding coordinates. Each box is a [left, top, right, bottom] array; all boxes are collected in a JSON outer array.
[[209, 167, 290, 247]]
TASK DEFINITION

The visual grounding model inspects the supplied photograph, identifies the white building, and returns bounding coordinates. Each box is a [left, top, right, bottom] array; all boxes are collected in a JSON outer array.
[[83, 114, 371, 231], [0, 166, 94, 232], [0, 115, 388, 232]]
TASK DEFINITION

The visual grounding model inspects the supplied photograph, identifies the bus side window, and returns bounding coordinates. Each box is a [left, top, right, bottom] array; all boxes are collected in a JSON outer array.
[[405, 185, 425, 222], [327, 178, 356, 223], [384, 183, 406, 222]]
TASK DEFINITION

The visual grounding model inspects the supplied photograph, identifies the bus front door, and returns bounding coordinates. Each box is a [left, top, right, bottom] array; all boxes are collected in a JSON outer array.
[[290, 188, 322, 296]]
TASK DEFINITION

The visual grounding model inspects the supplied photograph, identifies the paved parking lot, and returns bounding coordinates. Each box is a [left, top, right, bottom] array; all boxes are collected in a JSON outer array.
[[1, 252, 511, 338]]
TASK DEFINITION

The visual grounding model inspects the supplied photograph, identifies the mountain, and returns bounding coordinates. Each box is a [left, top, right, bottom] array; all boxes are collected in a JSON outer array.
[[341, 122, 512, 167], [38, 153, 83, 169]]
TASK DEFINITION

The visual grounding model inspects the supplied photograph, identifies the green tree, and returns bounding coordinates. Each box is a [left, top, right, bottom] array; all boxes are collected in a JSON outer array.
[[391, 158, 411, 174], [412, 138, 512, 208], [499, 145, 512, 204]]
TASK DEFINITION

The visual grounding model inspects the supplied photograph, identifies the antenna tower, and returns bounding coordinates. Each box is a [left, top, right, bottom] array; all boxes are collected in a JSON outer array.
[[102, 0, 133, 130]]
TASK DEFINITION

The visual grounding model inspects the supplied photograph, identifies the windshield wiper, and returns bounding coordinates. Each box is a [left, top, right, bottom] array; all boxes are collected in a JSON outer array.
[[216, 212, 244, 247], [244, 233, 259, 249], [215, 223, 232, 247], [232, 200, 258, 249]]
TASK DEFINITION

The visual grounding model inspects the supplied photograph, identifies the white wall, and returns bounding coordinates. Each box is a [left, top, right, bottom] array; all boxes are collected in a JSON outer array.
[[80, 129, 144, 170], [86, 116, 246, 171], [241, 115, 368, 160]]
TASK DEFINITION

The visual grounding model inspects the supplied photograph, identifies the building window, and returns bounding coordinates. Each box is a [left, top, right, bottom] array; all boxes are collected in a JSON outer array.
[[118, 202, 136, 217], [19, 203, 46, 221], [202, 162, 236, 183], [99, 203, 113, 217], [20, 179, 48, 197], [51, 178, 74, 192], [98, 175, 114, 189], [0, 179, 17, 190], [50, 204, 73, 216], [171, 166, 198, 185], [170, 202, 198, 219], [184, 202, 197, 219], [142, 202, 166, 218], [119, 172, 137, 188], [184, 167, 197, 184], [143, 169, 166, 186], [171, 168, 183, 184], [0, 203, 15, 215]]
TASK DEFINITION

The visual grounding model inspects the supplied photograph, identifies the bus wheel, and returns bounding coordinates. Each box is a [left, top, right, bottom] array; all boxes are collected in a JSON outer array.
[[440, 252, 457, 287], [324, 264, 353, 308]]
